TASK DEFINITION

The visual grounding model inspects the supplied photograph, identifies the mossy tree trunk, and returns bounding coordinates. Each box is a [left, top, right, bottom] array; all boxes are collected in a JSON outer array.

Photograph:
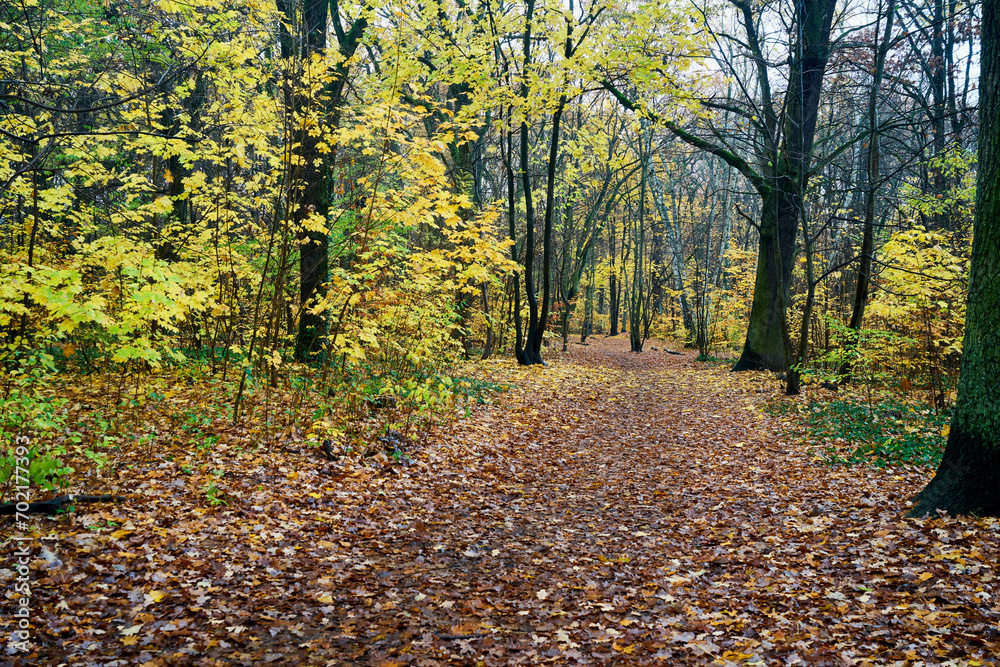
[[908, 0, 1000, 517], [732, 185, 797, 371]]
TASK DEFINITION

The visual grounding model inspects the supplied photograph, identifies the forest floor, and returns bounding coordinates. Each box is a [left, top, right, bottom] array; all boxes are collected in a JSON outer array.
[[4, 336, 1000, 666]]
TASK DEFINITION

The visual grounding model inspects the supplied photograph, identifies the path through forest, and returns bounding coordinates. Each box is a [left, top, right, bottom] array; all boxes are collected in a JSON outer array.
[[11, 337, 1000, 665]]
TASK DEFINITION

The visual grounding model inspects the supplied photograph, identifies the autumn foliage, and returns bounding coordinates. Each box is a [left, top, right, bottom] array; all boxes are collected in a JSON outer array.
[[1, 0, 994, 662]]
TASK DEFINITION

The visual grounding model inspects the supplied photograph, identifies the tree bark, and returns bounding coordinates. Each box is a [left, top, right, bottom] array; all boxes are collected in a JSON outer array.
[[732, 0, 836, 370], [908, 0, 1000, 517], [282, 0, 330, 362], [731, 185, 797, 371], [629, 138, 648, 353], [515, 0, 545, 365]]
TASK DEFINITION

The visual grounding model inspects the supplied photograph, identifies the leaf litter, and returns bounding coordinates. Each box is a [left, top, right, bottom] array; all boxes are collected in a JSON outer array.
[[3, 336, 999, 665]]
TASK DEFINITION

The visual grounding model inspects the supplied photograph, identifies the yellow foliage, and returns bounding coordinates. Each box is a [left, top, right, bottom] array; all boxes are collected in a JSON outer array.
[[861, 227, 969, 389]]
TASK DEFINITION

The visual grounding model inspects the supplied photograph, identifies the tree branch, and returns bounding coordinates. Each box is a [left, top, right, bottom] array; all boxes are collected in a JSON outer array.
[[600, 80, 764, 192]]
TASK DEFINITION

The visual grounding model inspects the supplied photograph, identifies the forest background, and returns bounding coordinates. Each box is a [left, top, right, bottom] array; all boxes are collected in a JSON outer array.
[[0, 0, 983, 506]]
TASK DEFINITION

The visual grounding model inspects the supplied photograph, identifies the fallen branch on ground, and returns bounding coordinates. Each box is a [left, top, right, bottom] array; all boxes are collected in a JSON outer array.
[[0, 494, 125, 516]]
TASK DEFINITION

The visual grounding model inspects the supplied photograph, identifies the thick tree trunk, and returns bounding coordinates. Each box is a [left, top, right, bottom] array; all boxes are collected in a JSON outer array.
[[296, 216, 329, 360], [909, 0, 1000, 517], [909, 434, 1000, 517], [731, 0, 836, 371], [732, 186, 797, 371]]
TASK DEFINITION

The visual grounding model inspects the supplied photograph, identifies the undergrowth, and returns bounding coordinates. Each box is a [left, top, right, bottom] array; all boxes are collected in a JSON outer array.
[[1, 346, 512, 504], [694, 354, 735, 366], [769, 396, 950, 467]]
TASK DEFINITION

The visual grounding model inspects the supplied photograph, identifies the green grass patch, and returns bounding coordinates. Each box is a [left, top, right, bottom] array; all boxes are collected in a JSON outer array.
[[768, 397, 949, 467], [694, 354, 735, 366]]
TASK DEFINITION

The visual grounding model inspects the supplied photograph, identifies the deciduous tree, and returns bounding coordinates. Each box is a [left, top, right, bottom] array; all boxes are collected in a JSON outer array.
[[908, 0, 1000, 517]]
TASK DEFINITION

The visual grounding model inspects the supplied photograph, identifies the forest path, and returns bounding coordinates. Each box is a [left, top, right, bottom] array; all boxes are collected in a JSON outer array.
[[269, 337, 996, 665], [20, 337, 1000, 665]]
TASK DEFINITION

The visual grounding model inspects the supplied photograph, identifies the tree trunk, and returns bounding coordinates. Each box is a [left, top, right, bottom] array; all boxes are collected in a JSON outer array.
[[731, 185, 797, 371], [516, 0, 544, 366], [908, 0, 1000, 517], [608, 217, 620, 336], [289, 0, 367, 362], [282, 0, 330, 362], [560, 200, 574, 352], [505, 119, 525, 363], [732, 0, 836, 371], [481, 283, 494, 360], [841, 0, 894, 381], [630, 146, 648, 353]]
